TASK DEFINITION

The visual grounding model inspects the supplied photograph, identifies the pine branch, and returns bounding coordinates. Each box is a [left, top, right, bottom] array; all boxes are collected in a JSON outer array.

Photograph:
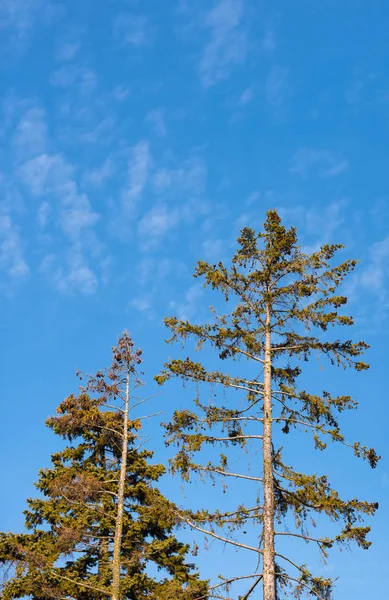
[[278, 572, 327, 600], [51, 570, 111, 596], [177, 513, 264, 555], [197, 466, 264, 482]]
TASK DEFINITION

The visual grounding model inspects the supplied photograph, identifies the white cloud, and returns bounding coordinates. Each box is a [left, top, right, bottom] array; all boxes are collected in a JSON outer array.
[[138, 204, 178, 250], [132, 296, 152, 313], [51, 66, 97, 92], [169, 283, 204, 321], [113, 13, 149, 47], [359, 235, 389, 293], [85, 157, 115, 188], [201, 238, 225, 261], [153, 157, 206, 196], [12, 108, 49, 162], [345, 234, 389, 327], [19, 152, 99, 240], [262, 26, 276, 53], [60, 261, 97, 294], [0, 0, 41, 34], [239, 86, 254, 106], [56, 39, 81, 61], [146, 109, 167, 137], [266, 66, 292, 113], [138, 196, 209, 252], [290, 148, 349, 179], [16, 114, 102, 294], [37, 201, 51, 228], [136, 256, 187, 286], [200, 0, 247, 87], [59, 189, 99, 240], [0, 0, 59, 52], [345, 70, 376, 112], [79, 117, 116, 145], [121, 140, 151, 213], [112, 85, 130, 102], [19, 153, 72, 196], [278, 201, 347, 254], [247, 191, 260, 206], [130, 294, 156, 320], [0, 213, 29, 280], [43, 248, 98, 295]]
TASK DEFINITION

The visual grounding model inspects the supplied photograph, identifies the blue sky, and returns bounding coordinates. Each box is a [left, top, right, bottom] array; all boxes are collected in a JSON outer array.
[[0, 0, 388, 597]]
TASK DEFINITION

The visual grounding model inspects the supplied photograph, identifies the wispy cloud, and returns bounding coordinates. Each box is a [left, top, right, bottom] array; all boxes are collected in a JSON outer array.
[[20, 152, 100, 292], [153, 156, 206, 196], [0, 212, 29, 282], [0, 0, 58, 53], [138, 204, 177, 251], [85, 158, 115, 188], [262, 25, 277, 53], [168, 282, 204, 321], [37, 201, 51, 228], [12, 108, 49, 162], [290, 148, 349, 179], [266, 66, 292, 115], [138, 196, 209, 252], [201, 237, 225, 261], [41, 249, 98, 295], [136, 256, 187, 287], [131, 256, 189, 319], [121, 140, 151, 214], [200, 0, 247, 87], [55, 37, 82, 62], [345, 234, 389, 328], [345, 70, 376, 113], [51, 66, 97, 93], [19, 153, 72, 196], [146, 109, 167, 137], [131, 295, 152, 313], [113, 13, 149, 47], [239, 86, 254, 105], [359, 235, 389, 294], [111, 85, 130, 102], [13, 107, 103, 294], [19, 152, 100, 240], [279, 200, 347, 252], [79, 117, 116, 145]]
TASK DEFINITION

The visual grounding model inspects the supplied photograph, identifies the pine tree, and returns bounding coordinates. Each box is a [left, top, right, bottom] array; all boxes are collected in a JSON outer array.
[[155, 210, 380, 600], [0, 332, 207, 600]]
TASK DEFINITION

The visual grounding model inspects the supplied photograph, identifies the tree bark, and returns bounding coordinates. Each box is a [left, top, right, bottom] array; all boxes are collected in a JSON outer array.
[[99, 450, 110, 597], [111, 371, 130, 600], [262, 301, 276, 600]]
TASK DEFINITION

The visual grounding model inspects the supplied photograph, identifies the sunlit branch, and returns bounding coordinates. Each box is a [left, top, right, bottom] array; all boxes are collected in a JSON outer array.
[[197, 466, 264, 482], [176, 513, 264, 555]]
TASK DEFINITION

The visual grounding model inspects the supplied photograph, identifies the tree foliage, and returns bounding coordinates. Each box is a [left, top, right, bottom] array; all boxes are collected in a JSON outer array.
[[156, 210, 379, 600], [0, 332, 207, 600]]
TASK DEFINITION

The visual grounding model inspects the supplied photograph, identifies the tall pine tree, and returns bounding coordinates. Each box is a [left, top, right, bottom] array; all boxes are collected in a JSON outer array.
[[0, 332, 207, 600], [155, 210, 379, 600]]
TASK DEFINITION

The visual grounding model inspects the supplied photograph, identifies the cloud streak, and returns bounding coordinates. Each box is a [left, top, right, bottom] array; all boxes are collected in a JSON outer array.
[[200, 0, 247, 87], [0, 212, 29, 282], [266, 66, 292, 115], [290, 148, 349, 179], [121, 140, 151, 214], [113, 13, 149, 47], [13, 107, 103, 294]]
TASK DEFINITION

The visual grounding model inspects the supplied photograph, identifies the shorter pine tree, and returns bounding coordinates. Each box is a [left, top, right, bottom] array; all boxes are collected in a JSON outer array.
[[0, 332, 207, 600]]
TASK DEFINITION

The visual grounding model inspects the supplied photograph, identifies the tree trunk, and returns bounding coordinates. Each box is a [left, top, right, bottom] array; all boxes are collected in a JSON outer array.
[[111, 371, 130, 600], [98, 450, 110, 596], [262, 302, 276, 600]]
